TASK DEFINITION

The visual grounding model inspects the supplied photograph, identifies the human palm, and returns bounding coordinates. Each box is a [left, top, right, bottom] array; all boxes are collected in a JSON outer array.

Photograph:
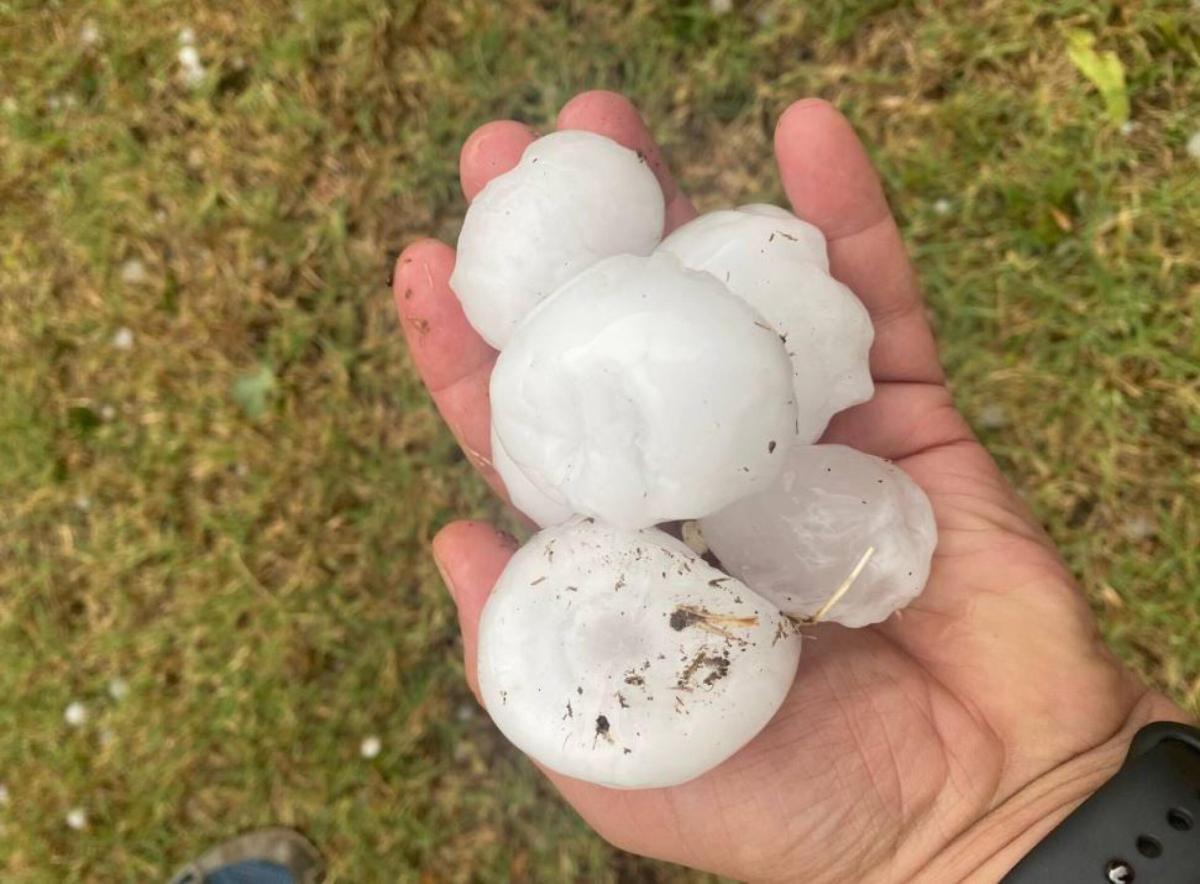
[[395, 91, 1185, 882]]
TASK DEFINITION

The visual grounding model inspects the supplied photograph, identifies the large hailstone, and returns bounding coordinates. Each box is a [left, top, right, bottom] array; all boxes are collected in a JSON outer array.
[[659, 205, 874, 441], [490, 251, 798, 529], [491, 425, 572, 528], [450, 130, 665, 349], [477, 517, 801, 789], [700, 444, 937, 628]]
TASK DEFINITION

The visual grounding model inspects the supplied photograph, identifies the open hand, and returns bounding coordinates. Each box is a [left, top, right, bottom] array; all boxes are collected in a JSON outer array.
[[394, 91, 1187, 882]]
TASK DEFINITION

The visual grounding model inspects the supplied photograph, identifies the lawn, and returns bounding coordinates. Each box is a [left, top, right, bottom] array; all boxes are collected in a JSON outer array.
[[1, 0, 1197, 880]]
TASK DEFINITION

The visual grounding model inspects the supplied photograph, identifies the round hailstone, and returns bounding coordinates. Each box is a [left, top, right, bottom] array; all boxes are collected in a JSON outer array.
[[120, 259, 148, 285], [360, 735, 382, 759], [1187, 130, 1200, 161], [700, 444, 937, 627], [111, 327, 134, 350], [450, 129, 665, 349], [477, 517, 801, 789], [658, 204, 874, 442], [491, 252, 797, 529], [491, 425, 572, 528], [65, 807, 87, 830], [64, 701, 88, 727]]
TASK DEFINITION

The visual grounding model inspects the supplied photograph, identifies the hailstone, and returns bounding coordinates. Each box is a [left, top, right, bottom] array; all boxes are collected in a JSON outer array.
[[699, 444, 937, 627], [658, 204, 874, 441], [491, 424, 572, 528], [450, 130, 665, 349], [477, 516, 801, 789], [490, 251, 798, 529]]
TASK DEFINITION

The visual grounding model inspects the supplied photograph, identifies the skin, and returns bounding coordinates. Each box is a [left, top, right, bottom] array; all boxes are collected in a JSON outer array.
[[394, 91, 1191, 882]]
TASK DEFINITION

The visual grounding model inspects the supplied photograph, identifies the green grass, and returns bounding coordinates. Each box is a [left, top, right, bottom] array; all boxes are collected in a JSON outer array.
[[1, 0, 1197, 879]]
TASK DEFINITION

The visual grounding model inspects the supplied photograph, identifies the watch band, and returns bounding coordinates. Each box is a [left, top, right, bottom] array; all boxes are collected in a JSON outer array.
[[1002, 721, 1200, 883]]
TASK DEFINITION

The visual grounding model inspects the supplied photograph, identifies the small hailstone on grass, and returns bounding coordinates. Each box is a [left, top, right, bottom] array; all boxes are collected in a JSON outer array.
[[977, 402, 1008, 429], [451, 130, 664, 348], [107, 678, 129, 701], [491, 252, 797, 528], [80, 21, 100, 46], [64, 701, 88, 727], [477, 516, 801, 788], [1187, 131, 1200, 160], [360, 735, 381, 759], [933, 197, 952, 216], [47, 95, 63, 112], [99, 404, 116, 422], [74, 494, 92, 512], [1119, 121, 1134, 137], [700, 444, 937, 628], [1120, 515, 1155, 541], [65, 807, 88, 830], [178, 45, 205, 87], [658, 204, 873, 442], [178, 26, 196, 45], [120, 258, 147, 285], [111, 327, 134, 350]]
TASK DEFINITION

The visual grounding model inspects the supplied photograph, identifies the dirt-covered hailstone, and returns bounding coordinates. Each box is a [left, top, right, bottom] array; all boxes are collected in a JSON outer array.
[[477, 517, 801, 788]]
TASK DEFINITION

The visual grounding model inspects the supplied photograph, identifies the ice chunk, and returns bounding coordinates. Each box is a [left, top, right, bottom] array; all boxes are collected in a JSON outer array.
[[477, 516, 801, 788], [659, 205, 874, 441], [451, 130, 665, 348], [491, 252, 797, 528], [700, 444, 936, 627]]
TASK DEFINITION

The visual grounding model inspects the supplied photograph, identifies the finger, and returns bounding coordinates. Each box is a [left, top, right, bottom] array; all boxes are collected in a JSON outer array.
[[556, 90, 697, 233], [431, 520, 518, 699], [393, 239, 501, 490], [459, 119, 537, 202], [775, 99, 943, 385], [819, 382, 973, 461]]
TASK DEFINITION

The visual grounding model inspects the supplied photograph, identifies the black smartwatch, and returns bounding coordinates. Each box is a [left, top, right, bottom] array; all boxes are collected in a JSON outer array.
[[1002, 722, 1200, 883]]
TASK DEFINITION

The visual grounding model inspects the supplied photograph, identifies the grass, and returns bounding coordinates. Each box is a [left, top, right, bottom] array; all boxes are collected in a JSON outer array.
[[1, 0, 1197, 879]]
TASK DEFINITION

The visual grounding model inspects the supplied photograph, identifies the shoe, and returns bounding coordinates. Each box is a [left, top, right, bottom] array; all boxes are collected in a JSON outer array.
[[167, 827, 324, 884]]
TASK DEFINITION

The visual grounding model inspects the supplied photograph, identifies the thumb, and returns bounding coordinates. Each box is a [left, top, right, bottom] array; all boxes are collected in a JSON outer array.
[[431, 520, 518, 701]]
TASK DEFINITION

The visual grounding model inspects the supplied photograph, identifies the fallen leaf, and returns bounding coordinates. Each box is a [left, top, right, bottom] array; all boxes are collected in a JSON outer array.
[[1065, 30, 1129, 125]]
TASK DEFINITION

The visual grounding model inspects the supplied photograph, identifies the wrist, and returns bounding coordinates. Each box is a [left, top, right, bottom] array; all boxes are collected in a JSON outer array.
[[917, 691, 1193, 882]]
